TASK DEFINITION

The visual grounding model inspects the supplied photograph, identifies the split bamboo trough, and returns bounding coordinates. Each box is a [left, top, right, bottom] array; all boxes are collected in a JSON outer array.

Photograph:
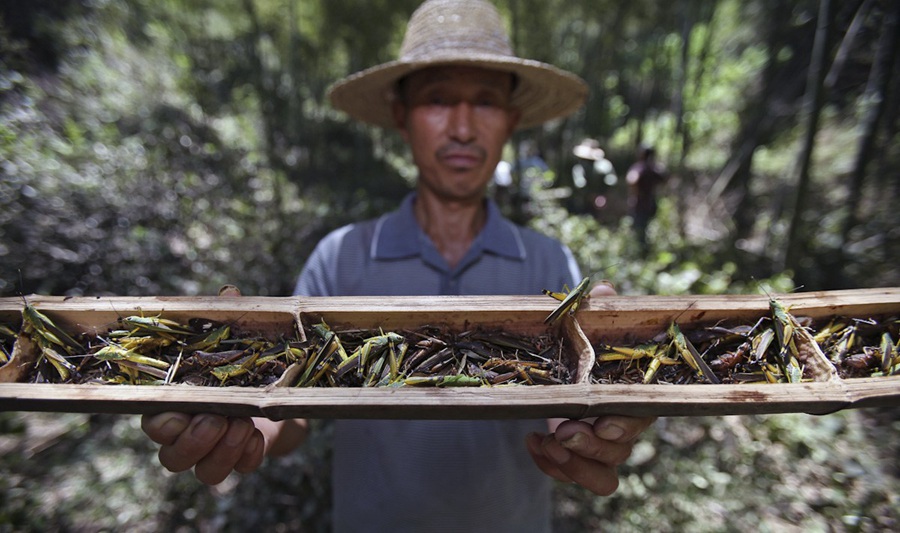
[[0, 287, 898, 420]]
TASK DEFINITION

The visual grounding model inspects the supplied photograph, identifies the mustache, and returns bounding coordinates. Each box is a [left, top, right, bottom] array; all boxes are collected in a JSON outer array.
[[436, 142, 486, 161]]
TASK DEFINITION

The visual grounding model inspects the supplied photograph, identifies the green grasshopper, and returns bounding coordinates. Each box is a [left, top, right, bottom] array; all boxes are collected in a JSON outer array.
[[768, 298, 806, 383], [22, 301, 83, 355], [402, 375, 484, 387], [38, 346, 78, 380], [311, 321, 350, 362], [93, 344, 171, 370], [210, 351, 260, 384], [0, 322, 17, 364], [880, 332, 896, 374], [21, 299, 84, 380], [185, 325, 231, 352], [0, 323, 17, 339], [120, 315, 194, 341], [595, 343, 662, 362], [542, 276, 591, 325], [668, 322, 721, 384]]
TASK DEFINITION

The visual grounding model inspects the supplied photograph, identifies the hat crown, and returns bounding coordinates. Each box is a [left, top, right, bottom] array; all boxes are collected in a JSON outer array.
[[400, 0, 513, 61], [327, 0, 588, 130]]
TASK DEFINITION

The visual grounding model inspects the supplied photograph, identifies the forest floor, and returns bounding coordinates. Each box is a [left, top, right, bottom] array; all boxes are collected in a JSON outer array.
[[1, 404, 898, 532]]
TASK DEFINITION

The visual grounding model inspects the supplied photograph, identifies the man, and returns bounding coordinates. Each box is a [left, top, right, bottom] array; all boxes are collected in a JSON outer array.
[[626, 145, 667, 251], [142, 1, 654, 531]]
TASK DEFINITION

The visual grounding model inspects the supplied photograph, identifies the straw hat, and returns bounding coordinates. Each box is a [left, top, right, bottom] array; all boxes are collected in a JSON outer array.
[[327, 0, 588, 130]]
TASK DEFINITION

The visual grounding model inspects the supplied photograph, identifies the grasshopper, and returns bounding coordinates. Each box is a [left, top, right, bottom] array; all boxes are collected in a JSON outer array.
[[39, 346, 77, 380], [311, 322, 350, 362], [210, 351, 260, 384], [185, 325, 231, 352], [93, 344, 171, 370], [22, 301, 83, 355], [768, 298, 805, 383], [403, 375, 484, 387], [21, 300, 85, 380], [0, 323, 17, 339], [542, 276, 591, 325], [595, 343, 661, 362], [668, 322, 721, 384], [880, 332, 896, 374], [0, 322, 17, 364], [120, 315, 194, 342]]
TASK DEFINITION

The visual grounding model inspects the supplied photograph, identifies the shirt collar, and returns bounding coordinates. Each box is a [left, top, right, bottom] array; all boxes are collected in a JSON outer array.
[[372, 192, 526, 261]]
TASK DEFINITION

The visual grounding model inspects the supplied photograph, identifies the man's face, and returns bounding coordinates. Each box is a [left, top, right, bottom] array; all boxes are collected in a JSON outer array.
[[393, 66, 521, 203]]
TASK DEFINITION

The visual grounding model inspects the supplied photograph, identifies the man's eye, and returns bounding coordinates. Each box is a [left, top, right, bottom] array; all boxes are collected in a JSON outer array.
[[422, 92, 452, 106]]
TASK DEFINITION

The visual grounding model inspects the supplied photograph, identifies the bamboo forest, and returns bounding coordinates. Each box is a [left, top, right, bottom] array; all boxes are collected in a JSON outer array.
[[1, 1, 898, 531]]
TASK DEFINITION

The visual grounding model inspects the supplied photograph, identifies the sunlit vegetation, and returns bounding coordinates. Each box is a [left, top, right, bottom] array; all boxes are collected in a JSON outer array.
[[1, 0, 897, 531]]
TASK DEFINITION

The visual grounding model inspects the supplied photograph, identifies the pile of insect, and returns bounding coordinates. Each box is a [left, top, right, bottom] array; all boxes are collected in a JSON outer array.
[[0, 288, 898, 420]]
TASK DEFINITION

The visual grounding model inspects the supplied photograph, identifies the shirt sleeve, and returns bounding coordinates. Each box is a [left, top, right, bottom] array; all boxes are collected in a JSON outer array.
[[560, 242, 582, 287], [293, 225, 354, 296]]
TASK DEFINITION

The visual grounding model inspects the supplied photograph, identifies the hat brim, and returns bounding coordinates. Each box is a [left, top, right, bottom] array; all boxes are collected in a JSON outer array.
[[327, 54, 588, 131]]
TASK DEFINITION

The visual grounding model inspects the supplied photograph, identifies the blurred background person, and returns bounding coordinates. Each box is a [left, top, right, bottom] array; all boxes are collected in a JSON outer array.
[[626, 144, 666, 252]]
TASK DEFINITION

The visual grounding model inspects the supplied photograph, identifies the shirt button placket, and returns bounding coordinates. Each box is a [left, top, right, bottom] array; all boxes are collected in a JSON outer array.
[[444, 275, 460, 295]]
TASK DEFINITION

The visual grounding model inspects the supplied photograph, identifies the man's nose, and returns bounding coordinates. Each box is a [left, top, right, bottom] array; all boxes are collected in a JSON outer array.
[[447, 101, 475, 142]]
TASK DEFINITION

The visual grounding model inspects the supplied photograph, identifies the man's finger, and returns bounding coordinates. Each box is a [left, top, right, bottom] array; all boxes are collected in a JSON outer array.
[[593, 415, 657, 443], [157, 414, 229, 473], [589, 280, 617, 297], [234, 431, 266, 474], [525, 432, 571, 483], [551, 451, 621, 496], [560, 431, 635, 466], [141, 412, 192, 446], [218, 284, 242, 297], [192, 418, 257, 485]]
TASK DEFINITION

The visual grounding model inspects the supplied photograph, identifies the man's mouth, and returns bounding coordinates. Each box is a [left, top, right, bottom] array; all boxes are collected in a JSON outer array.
[[437, 144, 486, 170]]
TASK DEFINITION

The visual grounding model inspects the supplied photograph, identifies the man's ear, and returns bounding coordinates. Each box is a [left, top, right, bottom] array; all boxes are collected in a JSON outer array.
[[393, 100, 410, 142]]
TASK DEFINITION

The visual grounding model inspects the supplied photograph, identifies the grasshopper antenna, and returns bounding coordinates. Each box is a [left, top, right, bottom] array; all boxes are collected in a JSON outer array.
[[670, 299, 698, 326], [16, 269, 28, 304]]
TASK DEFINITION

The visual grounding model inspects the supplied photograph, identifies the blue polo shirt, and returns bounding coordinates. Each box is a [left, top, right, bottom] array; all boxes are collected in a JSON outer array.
[[295, 193, 580, 297], [295, 192, 581, 533]]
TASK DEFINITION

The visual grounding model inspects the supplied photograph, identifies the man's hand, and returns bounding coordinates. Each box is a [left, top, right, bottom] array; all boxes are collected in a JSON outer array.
[[525, 280, 650, 495], [525, 416, 656, 496], [141, 413, 308, 485], [140, 285, 309, 485], [141, 284, 263, 485], [141, 413, 266, 485], [527, 279, 645, 495]]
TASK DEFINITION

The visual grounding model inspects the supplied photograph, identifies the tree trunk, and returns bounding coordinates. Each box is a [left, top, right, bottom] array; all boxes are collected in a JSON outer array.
[[672, 0, 694, 163], [839, 1, 900, 246], [824, 0, 874, 91], [875, 52, 900, 205], [673, 1, 718, 242], [783, 0, 833, 273], [683, 2, 717, 164], [715, 0, 791, 250]]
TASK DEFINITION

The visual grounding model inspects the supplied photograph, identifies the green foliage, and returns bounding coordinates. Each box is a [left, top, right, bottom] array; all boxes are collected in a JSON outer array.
[[531, 194, 795, 296], [0, 0, 898, 531], [2, 0, 897, 296], [554, 410, 899, 532], [1, 0, 410, 297]]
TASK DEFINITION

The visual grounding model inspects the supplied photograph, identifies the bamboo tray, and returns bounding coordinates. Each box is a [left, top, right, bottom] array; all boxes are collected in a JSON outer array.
[[1, 288, 898, 420]]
